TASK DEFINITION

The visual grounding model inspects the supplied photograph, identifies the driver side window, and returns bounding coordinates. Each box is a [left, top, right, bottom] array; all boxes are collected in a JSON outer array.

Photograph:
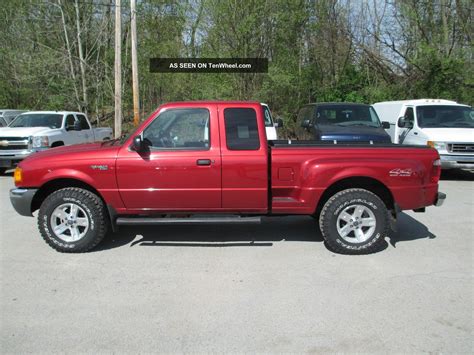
[[404, 107, 414, 123], [143, 108, 210, 150], [65, 114, 76, 128]]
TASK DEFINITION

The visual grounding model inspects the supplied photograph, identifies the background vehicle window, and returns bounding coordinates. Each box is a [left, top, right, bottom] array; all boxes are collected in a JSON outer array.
[[295, 106, 315, 139], [143, 108, 210, 149], [224, 108, 260, 150], [77, 114, 90, 130], [65, 114, 75, 128], [262, 105, 273, 127], [416, 105, 473, 128], [404, 107, 414, 124], [316, 105, 381, 127], [9, 114, 63, 128]]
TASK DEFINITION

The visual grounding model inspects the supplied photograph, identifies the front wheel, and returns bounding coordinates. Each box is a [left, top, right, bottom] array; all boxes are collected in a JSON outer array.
[[38, 187, 108, 252], [319, 188, 389, 254]]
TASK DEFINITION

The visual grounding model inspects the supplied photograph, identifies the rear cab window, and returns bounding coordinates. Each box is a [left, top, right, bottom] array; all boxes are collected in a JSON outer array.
[[223, 108, 260, 150]]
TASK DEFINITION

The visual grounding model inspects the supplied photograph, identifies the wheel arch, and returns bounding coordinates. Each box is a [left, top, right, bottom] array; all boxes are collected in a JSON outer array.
[[315, 176, 395, 218], [31, 178, 104, 213], [51, 141, 65, 147]]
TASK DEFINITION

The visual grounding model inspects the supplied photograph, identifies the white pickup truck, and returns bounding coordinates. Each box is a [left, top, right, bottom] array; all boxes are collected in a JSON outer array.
[[0, 111, 112, 173]]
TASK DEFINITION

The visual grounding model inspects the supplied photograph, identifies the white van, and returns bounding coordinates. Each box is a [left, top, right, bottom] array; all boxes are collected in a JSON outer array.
[[373, 99, 473, 170]]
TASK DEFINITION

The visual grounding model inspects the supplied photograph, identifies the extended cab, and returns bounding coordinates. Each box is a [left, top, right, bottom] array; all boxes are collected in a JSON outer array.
[[10, 101, 445, 254], [0, 111, 112, 173]]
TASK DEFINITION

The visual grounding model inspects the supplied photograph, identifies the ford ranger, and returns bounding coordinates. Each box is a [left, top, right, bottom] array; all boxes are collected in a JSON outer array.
[[9, 101, 445, 254], [0, 111, 112, 173]]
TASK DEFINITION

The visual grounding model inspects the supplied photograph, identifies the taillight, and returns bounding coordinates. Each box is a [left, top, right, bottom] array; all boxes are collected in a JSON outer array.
[[431, 159, 441, 183]]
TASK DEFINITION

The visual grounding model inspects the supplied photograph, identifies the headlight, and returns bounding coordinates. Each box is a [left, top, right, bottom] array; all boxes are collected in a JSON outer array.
[[427, 141, 446, 151], [32, 136, 49, 148]]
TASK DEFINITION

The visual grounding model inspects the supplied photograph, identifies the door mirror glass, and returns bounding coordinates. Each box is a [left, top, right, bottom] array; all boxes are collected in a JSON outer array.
[[397, 117, 410, 128], [381, 121, 390, 129], [301, 119, 311, 128], [132, 135, 144, 152], [274, 118, 284, 128]]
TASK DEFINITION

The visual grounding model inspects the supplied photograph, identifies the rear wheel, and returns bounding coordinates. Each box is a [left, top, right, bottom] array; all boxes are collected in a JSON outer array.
[[38, 187, 107, 252], [319, 188, 389, 254]]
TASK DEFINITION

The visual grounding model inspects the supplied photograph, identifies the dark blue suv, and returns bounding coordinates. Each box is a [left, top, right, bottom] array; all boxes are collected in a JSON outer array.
[[295, 103, 391, 143]]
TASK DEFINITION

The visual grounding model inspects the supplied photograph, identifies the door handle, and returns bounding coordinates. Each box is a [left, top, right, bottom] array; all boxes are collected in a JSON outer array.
[[196, 159, 212, 166]]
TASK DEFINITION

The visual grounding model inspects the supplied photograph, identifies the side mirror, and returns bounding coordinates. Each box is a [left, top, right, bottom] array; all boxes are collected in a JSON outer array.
[[132, 135, 144, 152], [398, 116, 413, 129], [301, 119, 311, 128], [382, 121, 390, 129], [274, 118, 284, 128]]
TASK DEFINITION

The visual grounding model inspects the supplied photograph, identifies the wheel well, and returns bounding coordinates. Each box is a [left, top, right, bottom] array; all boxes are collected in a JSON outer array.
[[31, 178, 103, 213], [51, 141, 64, 147], [314, 176, 395, 218]]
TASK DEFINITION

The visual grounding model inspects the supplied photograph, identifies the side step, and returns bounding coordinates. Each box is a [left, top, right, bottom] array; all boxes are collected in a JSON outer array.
[[116, 216, 262, 226]]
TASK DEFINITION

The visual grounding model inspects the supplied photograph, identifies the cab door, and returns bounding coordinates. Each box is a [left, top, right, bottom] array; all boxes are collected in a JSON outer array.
[[64, 114, 83, 145], [116, 105, 222, 212], [218, 103, 268, 212]]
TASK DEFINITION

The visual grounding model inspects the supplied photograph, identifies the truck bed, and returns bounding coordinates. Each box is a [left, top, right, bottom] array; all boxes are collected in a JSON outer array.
[[269, 140, 439, 214]]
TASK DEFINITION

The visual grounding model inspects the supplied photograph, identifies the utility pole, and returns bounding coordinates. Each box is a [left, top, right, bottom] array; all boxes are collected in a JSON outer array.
[[114, 0, 122, 138], [130, 0, 140, 126]]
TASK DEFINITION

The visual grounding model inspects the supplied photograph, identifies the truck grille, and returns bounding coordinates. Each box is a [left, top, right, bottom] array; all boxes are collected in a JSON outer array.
[[0, 137, 29, 150], [448, 143, 474, 154]]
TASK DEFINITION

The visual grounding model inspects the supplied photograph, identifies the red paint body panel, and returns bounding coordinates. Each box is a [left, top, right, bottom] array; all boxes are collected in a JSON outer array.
[[270, 147, 438, 213], [15, 101, 440, 216], [217, 102, 269, 212]]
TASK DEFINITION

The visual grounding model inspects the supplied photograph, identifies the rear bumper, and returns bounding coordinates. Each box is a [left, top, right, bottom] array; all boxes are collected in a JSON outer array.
[[440, 154, 474, 170], [434, 192, 446, 207], [9, 188, 37, 216]]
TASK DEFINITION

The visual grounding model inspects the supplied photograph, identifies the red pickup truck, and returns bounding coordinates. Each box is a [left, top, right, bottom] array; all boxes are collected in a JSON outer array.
[[10, 101, 445, 254]]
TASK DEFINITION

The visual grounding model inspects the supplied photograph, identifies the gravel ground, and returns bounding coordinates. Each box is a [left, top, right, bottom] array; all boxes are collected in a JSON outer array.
[[0, 170, 472, 353]]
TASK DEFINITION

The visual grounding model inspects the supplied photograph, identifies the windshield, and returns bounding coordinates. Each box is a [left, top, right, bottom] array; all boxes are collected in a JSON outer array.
[[316, 105, 382, 128], [416, 105, 473, 128], [9, 114, 63, 128]]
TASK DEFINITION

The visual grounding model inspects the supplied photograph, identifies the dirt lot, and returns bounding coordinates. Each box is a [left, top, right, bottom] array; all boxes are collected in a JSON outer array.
[[0, 170, 472, 353]]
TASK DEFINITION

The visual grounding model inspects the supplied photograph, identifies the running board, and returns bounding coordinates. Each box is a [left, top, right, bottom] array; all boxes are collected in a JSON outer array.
[[116, 216, 262, 226]]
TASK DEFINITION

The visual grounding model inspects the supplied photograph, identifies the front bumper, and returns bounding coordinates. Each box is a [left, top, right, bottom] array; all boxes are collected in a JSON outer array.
[[0, 148, 49, 168], [434, 192, 446, 207], [0, 149, 33, 168], [10, 188, 38, 216], [440, 154, 474, 170]]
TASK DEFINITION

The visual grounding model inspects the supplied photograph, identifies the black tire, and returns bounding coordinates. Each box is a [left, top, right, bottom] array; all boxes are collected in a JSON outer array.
[[38, 187, 107, 253], [319, 188, 389, 254], [0, 168, 7, 175]]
